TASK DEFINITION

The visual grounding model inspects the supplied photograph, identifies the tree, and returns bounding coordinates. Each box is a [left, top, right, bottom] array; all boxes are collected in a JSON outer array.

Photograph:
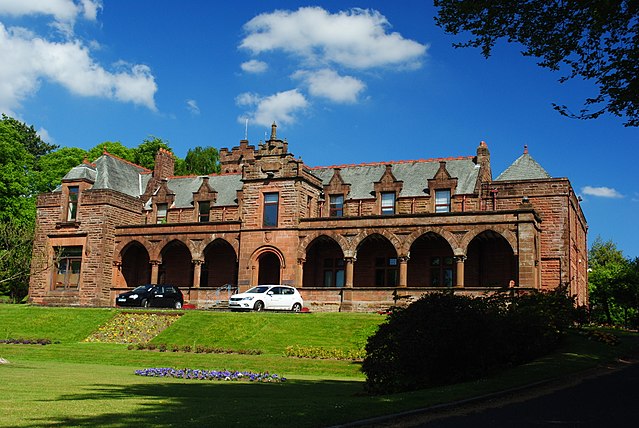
[[133, 136, 172, 170], [0, 120, 37, 225], [86, 141, 135, 163], [35, 147, 88, 193], [588, 237, 630, 325], [433, 1, 639, 126], [1, 114, 57, 158], [0, 219, 36, 303], [182, 146, 221, 175]]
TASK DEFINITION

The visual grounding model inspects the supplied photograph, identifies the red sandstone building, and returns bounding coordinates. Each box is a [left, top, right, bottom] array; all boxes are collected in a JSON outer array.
[[29, 124, 588, 311]]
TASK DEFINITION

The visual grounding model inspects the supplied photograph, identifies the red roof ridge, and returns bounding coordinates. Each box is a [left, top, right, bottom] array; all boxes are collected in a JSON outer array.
[[310, 156, 474, 170], [167, 171, 243, 179], [99, 150, 151, 173]]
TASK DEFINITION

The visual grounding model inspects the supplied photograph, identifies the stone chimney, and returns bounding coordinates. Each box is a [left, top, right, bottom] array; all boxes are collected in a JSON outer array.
[[153, 148, 175, 179]]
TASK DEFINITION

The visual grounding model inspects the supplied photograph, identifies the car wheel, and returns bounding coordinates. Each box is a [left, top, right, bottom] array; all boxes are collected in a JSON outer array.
[[174, 301, 183, 309], [292, 303, 302, 312], [254, 301, 265, 312], [141, 299, 149, 308]]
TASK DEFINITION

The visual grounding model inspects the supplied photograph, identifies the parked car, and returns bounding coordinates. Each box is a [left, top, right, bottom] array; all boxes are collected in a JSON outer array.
[[229, 285, 303, 312], [116, 284, 184, 309]]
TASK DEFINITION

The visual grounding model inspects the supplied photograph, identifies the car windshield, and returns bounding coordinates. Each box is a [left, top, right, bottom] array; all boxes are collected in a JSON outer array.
[[132, 285, 151, 293], [245, 286, 270, 294]]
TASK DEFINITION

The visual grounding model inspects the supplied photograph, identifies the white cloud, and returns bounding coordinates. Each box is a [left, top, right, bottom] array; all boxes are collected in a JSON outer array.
[[241, 59, 268, 73], [236, 89, 308, 127], [186, 99, 200, 115], [0, 0, 101, 25], [37, 127, 56, 145], [293, 69, 365, 103], [581, 186, 624, 199], [240, 7, 427, 70], [0, 23, 157, 113]]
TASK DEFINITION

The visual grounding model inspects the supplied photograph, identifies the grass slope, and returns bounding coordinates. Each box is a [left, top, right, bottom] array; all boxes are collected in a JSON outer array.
[[1, 305, 637, 427]]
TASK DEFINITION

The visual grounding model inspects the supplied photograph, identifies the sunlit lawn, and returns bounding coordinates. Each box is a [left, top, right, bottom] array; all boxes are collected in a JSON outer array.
[[1, 305, 637, 427]]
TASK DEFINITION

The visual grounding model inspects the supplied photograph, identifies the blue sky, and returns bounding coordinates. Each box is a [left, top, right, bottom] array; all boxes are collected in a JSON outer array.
[[1, 1, 637, 258]]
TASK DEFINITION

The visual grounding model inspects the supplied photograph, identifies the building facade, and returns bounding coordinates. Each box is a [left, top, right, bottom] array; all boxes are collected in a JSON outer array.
[[29, 124, 588, 311]]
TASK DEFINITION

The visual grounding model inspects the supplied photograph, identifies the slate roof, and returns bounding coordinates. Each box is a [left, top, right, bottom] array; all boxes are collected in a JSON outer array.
[[311, 157, 480, 198], [160, 174, 243, 208], [495, 148, 551, 181]]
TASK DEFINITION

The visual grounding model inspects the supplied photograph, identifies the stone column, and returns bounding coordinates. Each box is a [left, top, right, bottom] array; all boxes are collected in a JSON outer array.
[[192, 259, 203, 288], [150, 260, 161, 284], [398, 256, 409, 287], [344, 257, 355, 288], [296, 258, 305, 287], [455, 256, 466, 288], [112, 261, 123, 288], [517, 209, 539, 289]]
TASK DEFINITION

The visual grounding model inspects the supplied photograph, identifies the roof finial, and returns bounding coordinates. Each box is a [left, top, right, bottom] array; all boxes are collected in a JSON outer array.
[[270, 122, 277, 140], [524, 144, 528, 154]]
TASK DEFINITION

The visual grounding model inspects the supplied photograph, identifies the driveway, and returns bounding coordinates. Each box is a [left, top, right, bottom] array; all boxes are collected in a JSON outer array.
[[354, 359, 639, 428]]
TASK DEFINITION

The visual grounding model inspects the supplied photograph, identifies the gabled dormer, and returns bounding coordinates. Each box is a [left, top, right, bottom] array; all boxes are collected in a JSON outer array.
[[152, 179, 175, 224], [428, 161, 458, 213], [374, 164, 403, 215], [323, 168, 351, 217], [192, 176, 217, 222]]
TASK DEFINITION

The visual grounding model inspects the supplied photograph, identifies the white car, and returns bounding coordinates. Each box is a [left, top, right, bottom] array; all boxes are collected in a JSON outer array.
[[229, 285, 303, 312]]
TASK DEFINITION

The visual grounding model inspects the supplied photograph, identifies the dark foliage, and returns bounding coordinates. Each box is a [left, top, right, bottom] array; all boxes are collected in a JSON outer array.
[[434, 1, 639, 127], [362, 287, 577, 394]]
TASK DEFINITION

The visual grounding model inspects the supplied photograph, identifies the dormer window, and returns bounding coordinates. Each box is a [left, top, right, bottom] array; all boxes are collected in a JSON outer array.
[[435, 189, 451, 213], [156, 203, 168, 224], [329, 194, 344, 217], [381, 192, 395, 215], [67, 186, 79, 221], [198, 201, 211, 223]]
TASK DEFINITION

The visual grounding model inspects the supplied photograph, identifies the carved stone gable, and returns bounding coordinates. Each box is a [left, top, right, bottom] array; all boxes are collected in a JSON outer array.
[[374, 164, 403, 195]]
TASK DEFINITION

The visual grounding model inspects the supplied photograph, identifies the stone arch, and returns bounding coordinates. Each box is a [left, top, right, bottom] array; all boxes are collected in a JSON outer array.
[[158, 239, 193, 287], [353, 233, 399, 287], [298, 231, 349, 259], [465, 229, 518, 287], [250, 246, 286, 285], [201, 238, 238, 287], [407, 231, 456, 287], [401, 227, 460, 256], [302, 235, 346, 287], [459, 225, 518, 256], [119, 240, 150, 287], [352, 229, 401, 258]]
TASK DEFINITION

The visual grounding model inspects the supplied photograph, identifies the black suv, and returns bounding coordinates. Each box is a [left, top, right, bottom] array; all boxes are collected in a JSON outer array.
[[116, 285, 184, 309]]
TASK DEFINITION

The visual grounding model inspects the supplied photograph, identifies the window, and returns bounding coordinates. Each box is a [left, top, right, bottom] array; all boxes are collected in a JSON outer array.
[[375, 257, 398, 286], [263, 192, 279, 227], [435, 189, 451, 213], [323, 258, 345, 287], [381, 192, 395, 215], [67, 186, 79, 221], [430, 256, 454, 287], [156, 203, 168, 224], [198, 201, 210, 222], [53, 246, 82, 290], [329, 194, 344, 217]]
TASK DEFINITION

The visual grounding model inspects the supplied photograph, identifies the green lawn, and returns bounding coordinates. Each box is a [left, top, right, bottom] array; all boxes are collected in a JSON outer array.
[[1, 305, 637, 427]]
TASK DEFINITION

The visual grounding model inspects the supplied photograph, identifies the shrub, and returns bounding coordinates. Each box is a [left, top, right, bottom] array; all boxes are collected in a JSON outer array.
[[362, 288, 577, 394]]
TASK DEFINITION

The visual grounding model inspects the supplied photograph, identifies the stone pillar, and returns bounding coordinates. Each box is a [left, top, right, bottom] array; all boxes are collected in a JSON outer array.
[[398, 256, 409, 287], [192, 259, 203, 288], [455, 256, 466, 288], [112, 261, 123, 288], [150, 260, 161, 284], [344, 257, 355, 288], [296, 258, 305, 287], [517, 209, 540, 289]]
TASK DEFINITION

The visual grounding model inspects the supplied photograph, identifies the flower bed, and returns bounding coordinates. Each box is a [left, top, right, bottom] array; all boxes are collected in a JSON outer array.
[[285, 345, 365, 360], [127, 342, 262, 355], [84, 312, 182, 344], [135, 368, 285, 382], [0, 338, 52, 345]]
